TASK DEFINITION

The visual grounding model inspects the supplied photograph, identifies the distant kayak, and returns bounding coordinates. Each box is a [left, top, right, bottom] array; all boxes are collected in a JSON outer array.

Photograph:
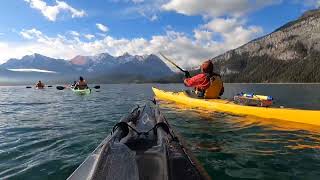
[[71, 88, 91, 95], [67, 102, 210, 180], [152, 87, 320, 126]]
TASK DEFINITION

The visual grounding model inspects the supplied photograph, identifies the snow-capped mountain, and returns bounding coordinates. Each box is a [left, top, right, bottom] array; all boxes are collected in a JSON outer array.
[[0, 52, 174, 83], [2, 53, 75, 73]]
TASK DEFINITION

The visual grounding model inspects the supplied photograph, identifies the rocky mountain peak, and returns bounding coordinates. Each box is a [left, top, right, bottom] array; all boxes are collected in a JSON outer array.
[[213, 8, 320, 63], [210, 9, 320, 83], [22, 53, 46, 60], [95, 53, 113, 59], [70, 55, 90, 65], [120, 52, 131, 57], [300, 8, 320, 19]]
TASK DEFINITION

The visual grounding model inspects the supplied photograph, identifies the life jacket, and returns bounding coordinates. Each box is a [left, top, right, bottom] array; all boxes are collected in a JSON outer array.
[[203, 75, 224, 99], [36, 83, 45, 88], [76, 80, 88, 90]]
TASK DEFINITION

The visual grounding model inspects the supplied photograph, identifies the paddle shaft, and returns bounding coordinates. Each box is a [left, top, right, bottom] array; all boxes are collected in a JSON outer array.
[[56, 85, 100, 90], [159, 53, 187, 73], [26, 85, 51, 88]]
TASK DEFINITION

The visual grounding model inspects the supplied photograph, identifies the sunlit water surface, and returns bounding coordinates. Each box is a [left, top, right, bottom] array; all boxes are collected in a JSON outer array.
[[0, 84, 320, 179]]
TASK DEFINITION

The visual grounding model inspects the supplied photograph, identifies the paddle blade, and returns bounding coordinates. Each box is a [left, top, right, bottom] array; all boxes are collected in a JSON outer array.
[[56, 86, 65, 90], [47, 85, 53, 88], [94, 85, 100, 89], [26, 86, 32, 89]]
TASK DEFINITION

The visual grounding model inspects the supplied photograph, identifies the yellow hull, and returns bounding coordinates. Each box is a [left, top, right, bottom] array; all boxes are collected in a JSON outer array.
[[152, 87, 320, 126]]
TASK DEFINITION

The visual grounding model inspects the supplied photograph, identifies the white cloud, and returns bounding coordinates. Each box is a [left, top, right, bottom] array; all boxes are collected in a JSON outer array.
[[8, 69, 57, 73], [24, 0, 86, 21], [162, 0, 281, 17], [5, 1, 268, 68], [160, 1, 267, 66], [84, 34, 95, 40], [57, 34, 66, 40], [302, 0, 320, 7], [204, 18, 241, 33], [0, 42, 8, 48], [20, 28, 43, 39], [69, 30, 80, 36], [193, 30, 213, 44], [203, 18, 263, 48], [114, 0, 166, 21], [96, 33, 107, 37], [96, 23, 109, 32], [150, 14, 158, 21], [0, 26, 262, 67]]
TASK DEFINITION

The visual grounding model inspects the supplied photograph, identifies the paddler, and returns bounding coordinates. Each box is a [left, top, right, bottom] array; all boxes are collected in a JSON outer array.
[[35, 80, 45, 89], [71, 81, 77, 88], [184, 60, 224, 99], [74, 76, 88, 90]]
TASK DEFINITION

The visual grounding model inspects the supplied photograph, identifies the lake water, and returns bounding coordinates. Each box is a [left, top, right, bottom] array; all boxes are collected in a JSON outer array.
[[0, 84, 320, 179]]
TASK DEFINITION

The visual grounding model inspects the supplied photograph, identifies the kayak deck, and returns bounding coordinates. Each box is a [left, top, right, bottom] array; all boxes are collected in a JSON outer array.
[[71, 88, 91, 95], [67, 102, 210, 180], [152, 87, 320, 126]]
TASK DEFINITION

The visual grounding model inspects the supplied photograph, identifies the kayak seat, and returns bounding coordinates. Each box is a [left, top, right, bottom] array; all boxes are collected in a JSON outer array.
[[116, 120, 174, 151], [184, 90, 204, 99], [185, 90, 221, 100], [124, 135, 157, 151]]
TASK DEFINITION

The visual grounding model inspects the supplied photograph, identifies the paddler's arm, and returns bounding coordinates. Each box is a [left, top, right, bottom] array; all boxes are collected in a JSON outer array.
[[183, 73, 207, 87]]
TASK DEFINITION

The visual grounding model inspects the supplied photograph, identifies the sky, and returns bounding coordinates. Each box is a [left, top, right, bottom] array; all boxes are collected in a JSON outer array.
[[0, 0, 319, 68]]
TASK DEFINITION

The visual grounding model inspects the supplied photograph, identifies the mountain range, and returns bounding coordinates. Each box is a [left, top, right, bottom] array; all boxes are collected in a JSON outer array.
[[0, 53, 174, 84]]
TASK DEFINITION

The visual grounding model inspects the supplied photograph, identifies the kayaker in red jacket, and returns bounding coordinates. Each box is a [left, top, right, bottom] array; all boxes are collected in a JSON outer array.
[[184, 60, 224, 99]]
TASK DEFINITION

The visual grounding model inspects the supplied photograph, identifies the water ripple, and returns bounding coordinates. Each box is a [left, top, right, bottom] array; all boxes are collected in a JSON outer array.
[[0, 84, 320, 179]]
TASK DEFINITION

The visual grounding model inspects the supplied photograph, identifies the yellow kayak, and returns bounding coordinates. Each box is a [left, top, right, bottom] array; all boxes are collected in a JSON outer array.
[[152, 87, 320, 126]]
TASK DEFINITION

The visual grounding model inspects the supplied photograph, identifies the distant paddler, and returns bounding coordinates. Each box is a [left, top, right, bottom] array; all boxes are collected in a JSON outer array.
[[56, 78, 100, 91], [159, 53, 224, 99], [71, 81, 77, 88], [35, 80, 45, 89], [74, 76, 89, 90]]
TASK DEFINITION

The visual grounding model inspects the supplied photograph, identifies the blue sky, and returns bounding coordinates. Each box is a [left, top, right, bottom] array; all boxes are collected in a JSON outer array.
[[0, 0, 319, 67]]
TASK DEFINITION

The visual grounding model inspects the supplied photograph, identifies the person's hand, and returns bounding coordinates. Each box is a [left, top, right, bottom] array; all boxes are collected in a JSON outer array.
[[184, 71, 191, 78]]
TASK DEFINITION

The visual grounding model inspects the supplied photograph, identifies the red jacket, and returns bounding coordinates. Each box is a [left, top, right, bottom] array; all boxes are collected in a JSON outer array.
[[184, 73, 210, 90]]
